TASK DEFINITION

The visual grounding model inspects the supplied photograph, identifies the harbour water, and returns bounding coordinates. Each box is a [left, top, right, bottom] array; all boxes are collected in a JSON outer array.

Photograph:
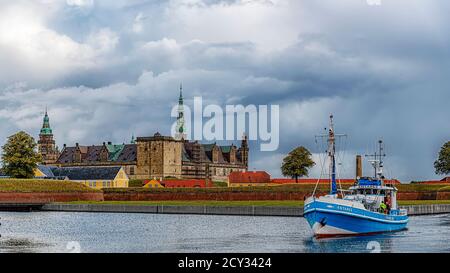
[[0, 211, 449, 253]]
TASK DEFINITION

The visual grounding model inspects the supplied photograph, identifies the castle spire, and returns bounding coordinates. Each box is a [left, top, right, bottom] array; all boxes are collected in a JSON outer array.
[[175, 83, 186, 140], [179, 83, 183, 104], [40, 107, 52, 135]]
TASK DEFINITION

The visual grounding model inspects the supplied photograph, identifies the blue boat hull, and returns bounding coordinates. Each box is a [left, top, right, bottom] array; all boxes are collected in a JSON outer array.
[[304, 200, 408, 237]]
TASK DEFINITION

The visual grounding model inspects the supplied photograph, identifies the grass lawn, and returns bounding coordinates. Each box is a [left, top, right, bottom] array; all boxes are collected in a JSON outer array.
[[63, 200, 305, 207], [104, 183, 450, 193], [398, 200, 450, 206], [0, 179, 99, 192], [103, 184, 333, 193]]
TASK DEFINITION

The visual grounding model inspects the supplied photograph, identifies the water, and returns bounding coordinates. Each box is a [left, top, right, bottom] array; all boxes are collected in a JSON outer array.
[[0, 211, 449, 253]]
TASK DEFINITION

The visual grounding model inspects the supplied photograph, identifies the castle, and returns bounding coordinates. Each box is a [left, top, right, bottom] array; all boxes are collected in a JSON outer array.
[[37, 88, 249, 182]]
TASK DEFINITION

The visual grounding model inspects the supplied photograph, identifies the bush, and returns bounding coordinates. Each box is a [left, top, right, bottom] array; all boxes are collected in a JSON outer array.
[[212, 181, 228, 187], [128, 179, 145, 187]]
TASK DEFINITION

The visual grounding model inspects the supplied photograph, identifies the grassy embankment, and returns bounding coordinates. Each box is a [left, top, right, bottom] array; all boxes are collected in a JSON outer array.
[[96, 183, 450, 207], [105, 183, 450, 193], [0, 179, 99, 192], [2, 179, 450, 206], [104, 183, 330, 193]]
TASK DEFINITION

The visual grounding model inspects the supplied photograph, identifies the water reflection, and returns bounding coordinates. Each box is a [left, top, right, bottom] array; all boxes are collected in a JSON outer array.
[[303, 233, 396, 253], [0, 212, 449, 253]]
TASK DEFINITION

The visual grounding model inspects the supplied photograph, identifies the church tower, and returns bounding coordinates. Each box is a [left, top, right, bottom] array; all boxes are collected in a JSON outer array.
[[175, 84, 187, 140], [38, 109, 59, 164]]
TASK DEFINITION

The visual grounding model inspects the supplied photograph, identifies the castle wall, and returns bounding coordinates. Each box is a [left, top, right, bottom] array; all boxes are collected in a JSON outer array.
[[162, 140, 182, 178], [181, 162, 246, 182]]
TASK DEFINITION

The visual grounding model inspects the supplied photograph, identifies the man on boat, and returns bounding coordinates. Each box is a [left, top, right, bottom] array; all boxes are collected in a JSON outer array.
[[385, 195, 392, 213], [380, 201, 388, 214]]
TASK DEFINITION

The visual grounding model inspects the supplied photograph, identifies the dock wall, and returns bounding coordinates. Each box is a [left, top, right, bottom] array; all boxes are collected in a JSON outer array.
[[40, 203, 450, 217]]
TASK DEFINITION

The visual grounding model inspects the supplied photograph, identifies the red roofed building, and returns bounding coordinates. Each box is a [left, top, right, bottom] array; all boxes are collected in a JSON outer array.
[[162, 179, 213, 188], [228, 171, 271, 187]]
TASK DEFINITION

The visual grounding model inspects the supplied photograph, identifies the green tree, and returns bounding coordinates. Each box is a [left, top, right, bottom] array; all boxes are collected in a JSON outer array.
[[434, 141, 450, 175], [1, 131, 42, 178], [281, 146, 316, 183]]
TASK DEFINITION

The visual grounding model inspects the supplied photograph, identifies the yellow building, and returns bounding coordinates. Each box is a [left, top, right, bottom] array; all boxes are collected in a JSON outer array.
[[143, 179, 164, 188], [35, 165, 129, 189]]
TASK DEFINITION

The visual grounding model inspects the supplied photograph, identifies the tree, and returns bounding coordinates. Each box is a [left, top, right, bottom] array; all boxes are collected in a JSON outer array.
[[281, 146, 316, 183], [434, 141, 450, 175], [1, 131, 42, 178]]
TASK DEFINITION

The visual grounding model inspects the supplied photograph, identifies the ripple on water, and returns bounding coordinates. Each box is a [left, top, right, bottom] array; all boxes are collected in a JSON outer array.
[[0, 237, 51, 253]]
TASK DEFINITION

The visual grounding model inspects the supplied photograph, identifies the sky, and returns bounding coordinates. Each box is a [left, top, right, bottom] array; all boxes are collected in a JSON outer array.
[[0, 0, 449, 182]]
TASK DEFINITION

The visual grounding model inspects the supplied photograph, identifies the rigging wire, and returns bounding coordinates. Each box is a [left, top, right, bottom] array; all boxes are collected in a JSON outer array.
[[312, 136, 327, 196]]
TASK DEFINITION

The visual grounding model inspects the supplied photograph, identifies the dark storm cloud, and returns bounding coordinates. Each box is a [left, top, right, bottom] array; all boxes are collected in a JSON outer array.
[[0, 0, 449, 181]]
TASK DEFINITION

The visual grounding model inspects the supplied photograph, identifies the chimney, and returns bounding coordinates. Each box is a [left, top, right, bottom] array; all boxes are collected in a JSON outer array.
[[356, 155, 362, 178], [108, 141, 112, 145]]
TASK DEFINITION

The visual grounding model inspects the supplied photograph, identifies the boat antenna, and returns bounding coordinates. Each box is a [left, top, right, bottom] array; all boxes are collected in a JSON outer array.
[[365, 139, 386, 180]]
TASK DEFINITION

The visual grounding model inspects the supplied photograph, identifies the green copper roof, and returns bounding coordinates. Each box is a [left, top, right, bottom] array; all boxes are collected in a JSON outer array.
[[220, 145, 233, 153], [106, 144, 125, 161], [202, 144, 215, 152], [40, 111, 53, 135]]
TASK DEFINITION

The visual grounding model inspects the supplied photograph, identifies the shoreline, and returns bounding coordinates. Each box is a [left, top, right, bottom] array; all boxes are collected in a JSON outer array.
[[38, 203, 450, 217]]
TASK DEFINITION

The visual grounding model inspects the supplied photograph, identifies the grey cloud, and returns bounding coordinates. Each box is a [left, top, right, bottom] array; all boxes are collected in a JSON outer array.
[[0, 0, 449, 182]]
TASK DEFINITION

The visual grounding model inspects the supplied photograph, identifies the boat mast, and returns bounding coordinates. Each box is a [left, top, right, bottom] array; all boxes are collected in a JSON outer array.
[[315, 114, 346, 196], [328, 115, 337, 195]]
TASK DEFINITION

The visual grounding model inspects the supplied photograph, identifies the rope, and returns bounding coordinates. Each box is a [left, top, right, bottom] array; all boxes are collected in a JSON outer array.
[[312, 137, 327, 197]]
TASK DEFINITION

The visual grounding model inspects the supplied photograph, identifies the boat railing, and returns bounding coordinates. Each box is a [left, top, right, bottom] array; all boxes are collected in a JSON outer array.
[[399, 209, 408, 216]]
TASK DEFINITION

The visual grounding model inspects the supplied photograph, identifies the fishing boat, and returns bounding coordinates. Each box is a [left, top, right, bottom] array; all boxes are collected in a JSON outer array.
[[303, 115, 408, 238]]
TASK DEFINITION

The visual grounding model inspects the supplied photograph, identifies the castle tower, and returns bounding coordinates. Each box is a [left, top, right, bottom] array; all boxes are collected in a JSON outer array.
[[38, 109, 59, 164], [135, 133, 182, 180], [175, 84, 187, 140]]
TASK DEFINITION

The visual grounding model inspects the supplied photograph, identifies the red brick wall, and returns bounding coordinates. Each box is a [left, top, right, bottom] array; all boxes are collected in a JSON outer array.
[[103, 191, 450, 201], [104, 191, 321, 201], [0, 192, 104, 203], [2, 190, 449, 203]]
